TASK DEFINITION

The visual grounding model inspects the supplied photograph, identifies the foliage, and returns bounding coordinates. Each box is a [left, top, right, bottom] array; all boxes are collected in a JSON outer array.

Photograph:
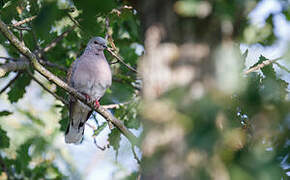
[[0, 0, 289, 179], [0, 0, 141, 179]]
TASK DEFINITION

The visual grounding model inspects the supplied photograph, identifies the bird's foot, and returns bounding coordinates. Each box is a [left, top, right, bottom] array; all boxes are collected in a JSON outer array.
[[81, 93, 100, 109], [94, 100, 100, 109]]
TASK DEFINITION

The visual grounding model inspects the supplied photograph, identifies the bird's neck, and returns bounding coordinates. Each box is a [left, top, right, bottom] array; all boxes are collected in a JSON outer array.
[[83, 47, 105, 57]]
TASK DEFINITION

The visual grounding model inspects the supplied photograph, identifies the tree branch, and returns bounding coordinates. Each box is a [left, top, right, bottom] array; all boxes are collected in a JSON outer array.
[[0, 18, 138, 145], [0, 60, 29, 77], [244, 57, 282, 75], [274, 62, 290, 73], [40, 25, 76, 54], [12, 16, 37, 27], [0, 58, 67, 77], [131, 145, 141, 164], [107, 47, 138, 73], [102, 102, 129, 109]]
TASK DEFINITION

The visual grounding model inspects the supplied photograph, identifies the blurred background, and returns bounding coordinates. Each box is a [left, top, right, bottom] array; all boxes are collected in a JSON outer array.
[[0, 0, 289, 179]]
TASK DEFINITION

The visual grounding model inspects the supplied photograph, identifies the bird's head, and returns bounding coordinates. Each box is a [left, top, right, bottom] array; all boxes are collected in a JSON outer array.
[[86, 36, 107, 52]]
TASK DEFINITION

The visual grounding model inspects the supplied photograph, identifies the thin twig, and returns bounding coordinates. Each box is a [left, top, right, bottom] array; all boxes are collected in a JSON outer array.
[[40, 25, 76, 54], [0, 57, 67, 74], [131, 145, 141, 164], [0, 73, 21, 94], [105, 17, 110, 41], [104, 17, 117, 50], [86, 123, 107, 151], [102, 102, 128, 109], [0, 18, 138, 145], [38, 59, 68, 72], [244, 57, 283, 75], [66, 12, 81, 29], [9, 25, 31, 31], [28, 72, 68, 105], [12, 16, 37, 27], [274, 62, 290, 73], [107, 48, 138, 73]]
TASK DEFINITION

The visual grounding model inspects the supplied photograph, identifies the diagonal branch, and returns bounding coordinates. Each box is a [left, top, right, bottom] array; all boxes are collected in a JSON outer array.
[[12, 16, 37, 27], [40, 25, 77, 54], [274, 62, 290, 73], [244, 57, 283, 75], [102, 102, 129, 109], [0, 18, 138, 145], [107, 48, 138, 73]]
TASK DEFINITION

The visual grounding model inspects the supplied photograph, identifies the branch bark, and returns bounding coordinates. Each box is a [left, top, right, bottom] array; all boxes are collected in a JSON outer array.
[[0, 60, 28, 77], [0, 18, 138, 145], [244, 57, 282, 75], [107, 47, 138, 73], [0, 58, 67, 77], [40, 25, 76, 54], [12, 16, 37, 27]]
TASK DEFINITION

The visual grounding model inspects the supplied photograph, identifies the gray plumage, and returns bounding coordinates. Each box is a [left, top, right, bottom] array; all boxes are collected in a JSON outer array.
[[65, 37, 112, 144]]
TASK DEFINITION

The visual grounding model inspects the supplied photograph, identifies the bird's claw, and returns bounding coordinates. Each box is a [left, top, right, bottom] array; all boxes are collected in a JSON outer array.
[[94, 100, 100, 109], [81, 93, 100, 109]]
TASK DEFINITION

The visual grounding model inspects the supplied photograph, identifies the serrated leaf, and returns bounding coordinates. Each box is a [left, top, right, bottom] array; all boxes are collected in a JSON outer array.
[[0, 110, 12, 116], [108, 128, 121, 152], [93, 122, 107, 136], [0, 126, 10, 149], [8, 73, 32, 103]]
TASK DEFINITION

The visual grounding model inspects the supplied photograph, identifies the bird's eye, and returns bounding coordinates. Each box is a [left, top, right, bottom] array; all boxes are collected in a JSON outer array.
[[94, 41, 98, 44]]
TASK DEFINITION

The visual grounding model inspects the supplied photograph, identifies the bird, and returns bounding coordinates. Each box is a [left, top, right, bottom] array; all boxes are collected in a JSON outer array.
[[65, 36, 112, 144]]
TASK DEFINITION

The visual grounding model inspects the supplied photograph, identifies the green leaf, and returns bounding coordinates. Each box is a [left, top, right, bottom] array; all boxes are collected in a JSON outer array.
[[0, 110, 12, 116], [249, 55, 267, 70], [8, 73, 32, 103], [93, 122, 107, 136], [58, 106, 69, 132], [33, 1, 65, 40], [72, 0, 117, 35], [0, 0, 19, 23], [0, 126, 10, 149], [15, 139, 33, 173], [0, 0, 5, 9], [108, 128, 121, 152]]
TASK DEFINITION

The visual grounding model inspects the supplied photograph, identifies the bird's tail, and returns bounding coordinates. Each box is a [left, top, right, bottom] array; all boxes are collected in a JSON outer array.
[[65, 101, 92, 144], [65, 121, 85, 144]]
